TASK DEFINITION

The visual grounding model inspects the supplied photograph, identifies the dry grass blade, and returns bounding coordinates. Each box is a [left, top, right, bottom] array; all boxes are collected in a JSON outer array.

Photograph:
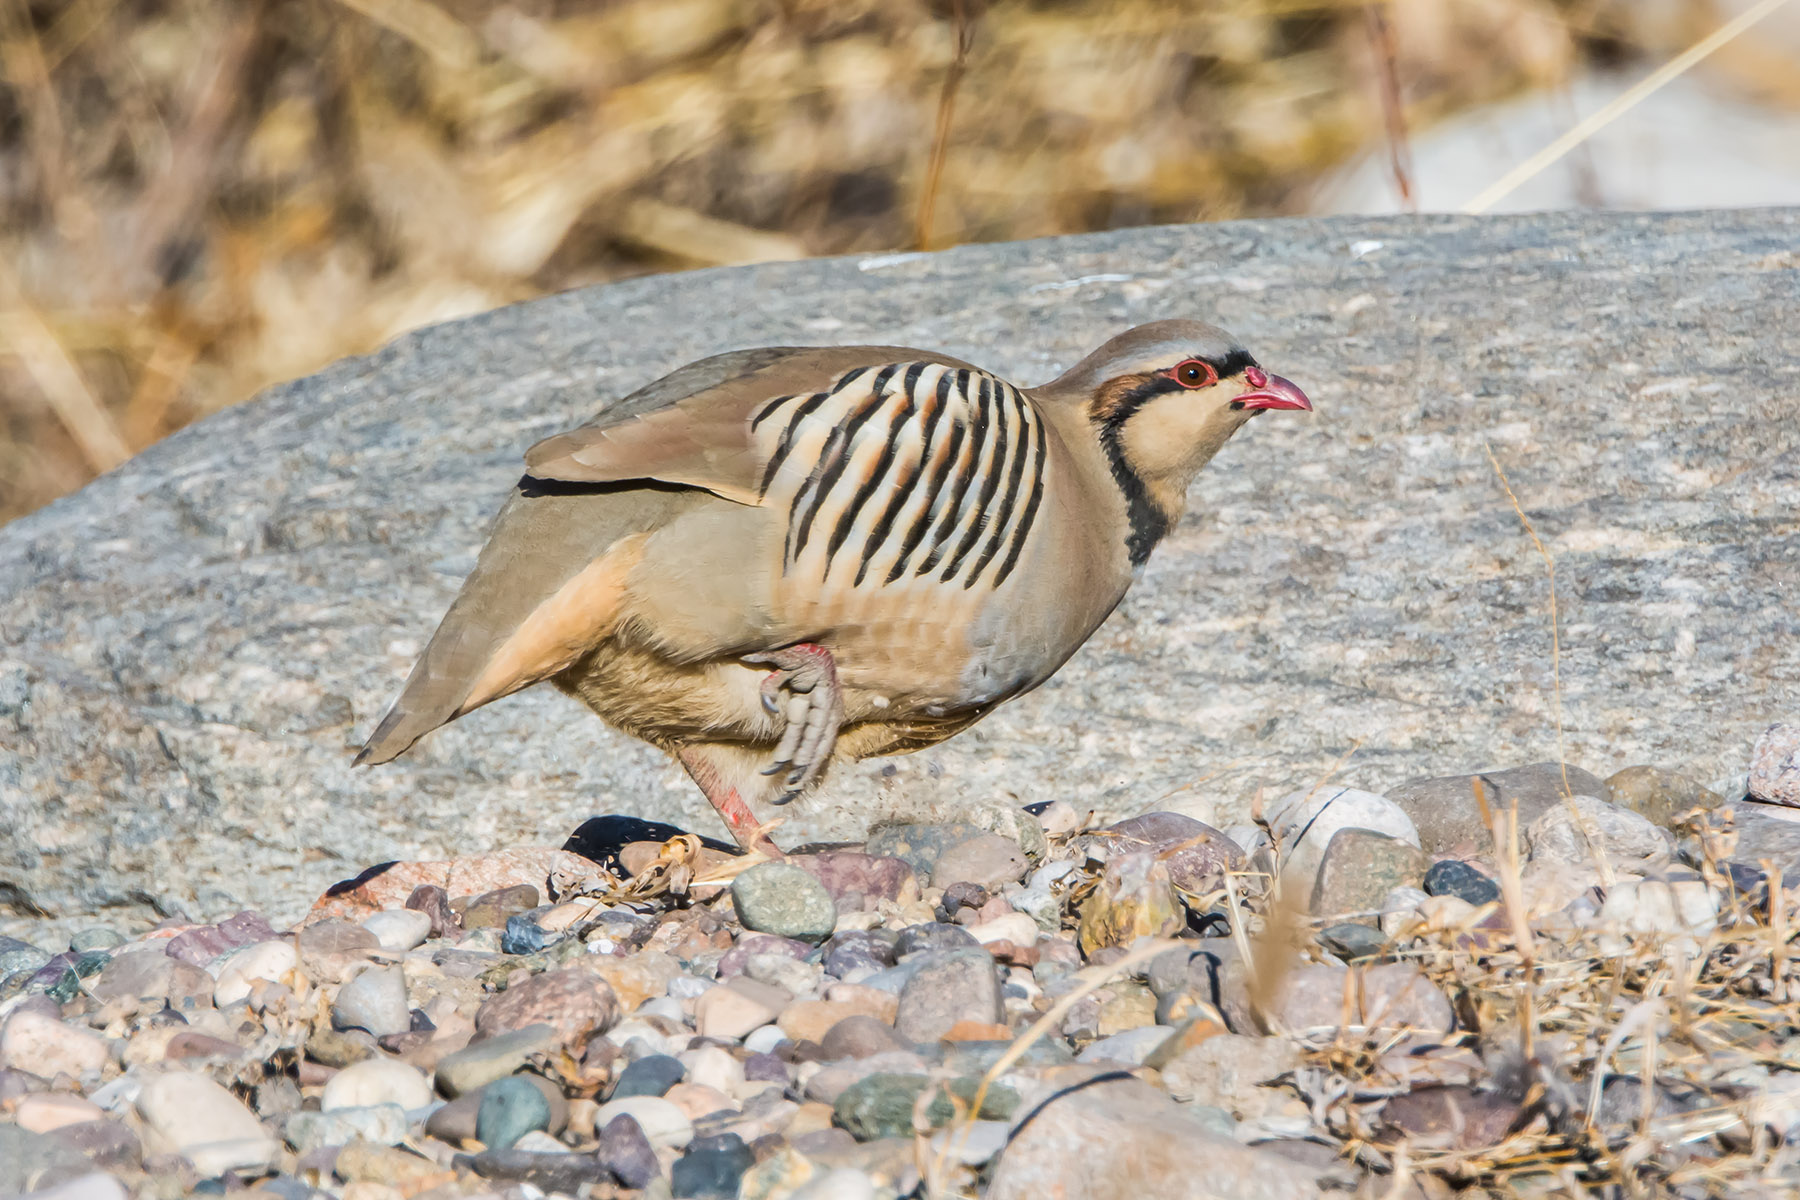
[[1463, 0, 1798, 213], [915, 0, 976, 251], [331, 0, 480, 69], [1363, 2, 1415, 212], [0, 267, 130, 473]]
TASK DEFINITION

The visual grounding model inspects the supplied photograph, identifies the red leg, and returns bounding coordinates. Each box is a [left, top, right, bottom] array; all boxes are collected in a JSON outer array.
[[677, 746, 783, 858]]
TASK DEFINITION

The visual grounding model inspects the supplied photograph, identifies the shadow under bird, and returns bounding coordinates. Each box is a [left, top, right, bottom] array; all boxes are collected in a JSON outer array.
[[357, 319, 1311, 854]]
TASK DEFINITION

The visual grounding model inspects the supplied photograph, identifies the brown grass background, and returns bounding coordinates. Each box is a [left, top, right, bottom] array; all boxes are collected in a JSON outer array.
[[0, 0, 1772, 525]]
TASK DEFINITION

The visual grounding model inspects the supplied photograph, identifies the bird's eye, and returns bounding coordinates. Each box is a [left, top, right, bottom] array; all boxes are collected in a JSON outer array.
[[1173, 359, 1215, 389]]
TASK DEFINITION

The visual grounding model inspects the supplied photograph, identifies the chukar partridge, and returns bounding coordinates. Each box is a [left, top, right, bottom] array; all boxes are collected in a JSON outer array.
[[357, 320, 1310, 853]]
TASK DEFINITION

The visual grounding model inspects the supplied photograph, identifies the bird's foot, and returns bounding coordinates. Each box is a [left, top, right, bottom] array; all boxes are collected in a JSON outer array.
[[744, 642, 844, 803]]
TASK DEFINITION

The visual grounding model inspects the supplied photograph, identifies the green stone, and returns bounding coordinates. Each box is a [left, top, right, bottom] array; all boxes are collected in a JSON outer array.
[[476, 1075, 553, 1150], [730, 863, 837, 943], [832, 1073, 932, 1141]]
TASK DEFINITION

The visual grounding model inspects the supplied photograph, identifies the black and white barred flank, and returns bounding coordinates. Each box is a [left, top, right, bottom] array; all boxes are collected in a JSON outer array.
[[752, 362, 1048, 592]]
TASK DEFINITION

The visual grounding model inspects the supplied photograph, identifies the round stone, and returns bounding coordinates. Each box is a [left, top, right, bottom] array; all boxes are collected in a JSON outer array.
[[731, 864, 837, 943], [212, 940, 297, 1007], [593, 1095, 694, 1149], [68, 929, 124, 954], [331, 965, 411, 1038], [320, 1057, 432, 1112], [611, 1054, 686, 1099], [671, 1132, 755, 1199], [476, 1075, 553, 1150], [832, 1073, 931, 1141], [359, 910, 433, 953]]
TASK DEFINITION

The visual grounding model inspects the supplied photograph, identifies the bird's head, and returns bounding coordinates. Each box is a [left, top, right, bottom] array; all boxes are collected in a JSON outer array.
[[1037, 318, 1311, 563]]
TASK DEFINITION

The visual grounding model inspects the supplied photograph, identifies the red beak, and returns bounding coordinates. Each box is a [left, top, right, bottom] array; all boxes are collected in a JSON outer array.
[[1235, 366, 1312, 412]]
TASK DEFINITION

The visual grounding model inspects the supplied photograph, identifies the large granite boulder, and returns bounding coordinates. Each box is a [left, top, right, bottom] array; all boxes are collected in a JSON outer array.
[[2, 210, 1796, 933]]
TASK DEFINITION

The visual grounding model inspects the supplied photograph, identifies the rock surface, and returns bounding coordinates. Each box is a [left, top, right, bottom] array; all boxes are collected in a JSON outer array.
[[3, 209, 1799, 932]]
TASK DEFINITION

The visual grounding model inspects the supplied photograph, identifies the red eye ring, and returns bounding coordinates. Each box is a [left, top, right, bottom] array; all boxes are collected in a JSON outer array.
[[1172, 359, 1217, 389]]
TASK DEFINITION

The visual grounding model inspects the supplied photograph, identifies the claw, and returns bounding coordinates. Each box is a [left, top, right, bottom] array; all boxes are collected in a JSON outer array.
[[743, 642, 845, 802]]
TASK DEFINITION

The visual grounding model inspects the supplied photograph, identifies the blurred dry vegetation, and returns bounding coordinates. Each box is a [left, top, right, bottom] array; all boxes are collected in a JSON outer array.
[[0, 0, 1754, 523]]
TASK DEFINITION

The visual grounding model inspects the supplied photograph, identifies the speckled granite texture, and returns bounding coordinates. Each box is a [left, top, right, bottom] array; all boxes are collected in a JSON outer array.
[[2, 209, 1796, 931]]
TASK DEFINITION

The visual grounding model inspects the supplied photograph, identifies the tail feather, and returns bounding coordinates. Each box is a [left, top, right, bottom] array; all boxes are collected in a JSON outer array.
[[355, 482, 688, 768]]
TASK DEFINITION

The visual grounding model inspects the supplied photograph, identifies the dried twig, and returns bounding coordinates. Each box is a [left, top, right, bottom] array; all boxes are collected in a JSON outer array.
[[1463, 0, 1797, 213], [915, 0, 976, 251], [1363, 3, 1415, 212]]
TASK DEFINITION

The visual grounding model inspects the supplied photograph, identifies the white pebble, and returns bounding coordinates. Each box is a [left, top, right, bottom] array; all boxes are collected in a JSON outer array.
[[212, 940, 296, 1006], [0, 1009, 111, 1080], [360, 909, 433, 952], [743, 1025, 789, 1055], [321, 1056, 433, 1111], [137, 1070, 280, 1177], [592, 1095, 693, 1148]]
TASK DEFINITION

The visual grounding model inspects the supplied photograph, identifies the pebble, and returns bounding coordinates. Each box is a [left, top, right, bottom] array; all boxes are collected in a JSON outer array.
[[671, 1131, 756, 1198], [1382, 1085, 1519, 1150], [0, 1008, 111, 1079], [1423, 859, 1501, 906], [1077, 852, 1181, 954], [210, 939, 297, 1006], [1750, 723, 1800, 807], [717, 934, 813, 978], [820, 1014, 910, 1060], [894, 922, 979, 957], [435, 1023, 559, 1096], [894, 951, 1002, 1042], [13, 1092, 104, 1132], [598, 1113, 661, 1188], [284, 1104, 410, 1153], [987, 1073, 1324, 1200], [1077, 1027, 1173, 1066], [1318, 922, 1386, 962], [1605, 764, 1724, 828], [1270, 963, 1453, 1045], [1265, 786, 1421, 891], [0, 1125, 93, 1195], [360, 909, 433, 952], [0, 937, 51, 977], [592, 1094, 695, 1149], [732, 863, 839, 942], [1380, 886, 1429, 936], [788, 852, 918, 911], [164, 911, 280, 967], [136, 1070, 281, 1177], [1525, 795, 1671, 871], [474, 965, 621, 1048], [822, 931, 897, 979], [864, 822, 993, 878], [91, 950, 212, 1009], [832, 1072, 930, 1140], [789, 1167, 878, 1200], [695, 983, 784, 1040], [929, 833, 1030, 889], [321, 1056, 433, 1111], [476, 1074, 553, 1149], [332, 964, 411, 1038], [461, 884, 541, 931], [68, 928, 124, 953], [1310, 829, 1428, 922], [1386, 762, 1609, 855], [1100, 812, 1245, 893], [19, 1173, 130, 1200], [613, 1053, 686, 1098], [1597, 876, 1720, 954]]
